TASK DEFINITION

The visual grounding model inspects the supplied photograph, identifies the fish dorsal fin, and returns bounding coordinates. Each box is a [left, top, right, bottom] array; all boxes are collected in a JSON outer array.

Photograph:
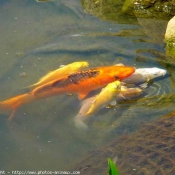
[[77, 91, 91, 100]]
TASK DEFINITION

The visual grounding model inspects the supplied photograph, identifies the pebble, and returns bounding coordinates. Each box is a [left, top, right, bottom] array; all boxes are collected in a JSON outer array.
[[16, 52, 23, 57], [19, 72, 27, 77]]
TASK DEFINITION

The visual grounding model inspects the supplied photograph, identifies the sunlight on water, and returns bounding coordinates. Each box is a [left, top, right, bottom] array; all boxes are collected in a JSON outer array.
[[0, 0, 174, 173]]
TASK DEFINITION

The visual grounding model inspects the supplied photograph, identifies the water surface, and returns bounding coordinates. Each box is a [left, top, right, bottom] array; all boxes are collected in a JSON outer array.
[[0, 0, 174, 172]]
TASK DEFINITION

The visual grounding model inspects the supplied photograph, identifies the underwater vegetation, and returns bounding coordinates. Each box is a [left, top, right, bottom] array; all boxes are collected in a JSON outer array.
[[108, 158, 120, 175]]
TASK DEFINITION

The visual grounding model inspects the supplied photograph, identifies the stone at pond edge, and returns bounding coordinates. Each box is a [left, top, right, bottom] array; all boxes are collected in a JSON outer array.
[[165, 16, 175, 57], [165, 16, 175, 44]]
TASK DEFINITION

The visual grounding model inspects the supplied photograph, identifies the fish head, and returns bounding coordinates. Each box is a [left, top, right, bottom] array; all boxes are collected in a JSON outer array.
[[110, 66, 135, 80], [81, 61, 89, 68], [71, 61, 89, 71], [113, 80, 121, 91], [135, 67, 167, 79], [107, 80, 121, 92], [78, 61, 89, 69]]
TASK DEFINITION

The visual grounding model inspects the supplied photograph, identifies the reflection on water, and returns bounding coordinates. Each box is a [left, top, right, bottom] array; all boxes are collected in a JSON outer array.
[[0, 0, 175, 172]]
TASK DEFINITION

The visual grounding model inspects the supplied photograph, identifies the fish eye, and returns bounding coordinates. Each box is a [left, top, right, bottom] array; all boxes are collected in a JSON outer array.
[[114, 76, 119, 80]]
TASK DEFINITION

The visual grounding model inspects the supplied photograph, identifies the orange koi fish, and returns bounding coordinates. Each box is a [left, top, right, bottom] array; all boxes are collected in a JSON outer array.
[[0, 65, 135, 120]]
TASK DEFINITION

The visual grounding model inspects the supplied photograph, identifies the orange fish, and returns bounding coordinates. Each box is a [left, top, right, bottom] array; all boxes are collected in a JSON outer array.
[[0, 65, 135, 120]]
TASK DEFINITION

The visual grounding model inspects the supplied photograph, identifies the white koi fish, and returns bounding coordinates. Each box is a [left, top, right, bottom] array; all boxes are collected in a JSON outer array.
[[123, 67, 167, 84]]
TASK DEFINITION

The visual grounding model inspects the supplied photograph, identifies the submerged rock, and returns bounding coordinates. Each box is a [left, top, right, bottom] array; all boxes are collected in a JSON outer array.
[[71, 115, 175, 174]]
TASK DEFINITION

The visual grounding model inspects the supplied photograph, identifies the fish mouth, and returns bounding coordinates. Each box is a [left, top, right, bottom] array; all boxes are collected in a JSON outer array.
[[155, 70, 167, 77], [161, 70, 167, 76]]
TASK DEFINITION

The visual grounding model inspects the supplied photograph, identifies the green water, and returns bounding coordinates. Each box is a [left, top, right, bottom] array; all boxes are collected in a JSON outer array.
[[0, 0, 175, 172]]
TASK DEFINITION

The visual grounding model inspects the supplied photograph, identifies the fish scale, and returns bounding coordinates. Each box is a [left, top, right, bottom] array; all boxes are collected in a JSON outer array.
[[68, 69, 100, 82], [52, 78, 72, 88], [35, 69, 100, 94], [34, 85, 53, 95]]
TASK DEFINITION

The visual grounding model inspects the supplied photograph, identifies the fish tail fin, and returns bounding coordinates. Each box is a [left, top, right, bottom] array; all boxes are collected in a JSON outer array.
[[74, 115, 88, 130], [0, 93, 35, 120]]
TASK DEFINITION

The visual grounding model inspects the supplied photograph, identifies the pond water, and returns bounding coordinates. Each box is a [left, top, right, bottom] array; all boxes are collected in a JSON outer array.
[[0, 0, 175, 173]]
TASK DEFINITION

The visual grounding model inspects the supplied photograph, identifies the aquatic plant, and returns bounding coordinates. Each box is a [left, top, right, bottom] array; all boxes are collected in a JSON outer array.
[[108, 158, 120, 175]]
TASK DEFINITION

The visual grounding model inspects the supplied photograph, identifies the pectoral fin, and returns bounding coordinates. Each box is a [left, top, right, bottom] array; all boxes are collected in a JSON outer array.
[[74, 117, 88, 130], [139, 82, 148, 89], [77, 91, 90, 100]]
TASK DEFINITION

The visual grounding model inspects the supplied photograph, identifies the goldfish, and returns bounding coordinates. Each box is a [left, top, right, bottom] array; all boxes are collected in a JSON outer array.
[[74, 85, 142, 129], [27, 61, 89, 88], [75, 80, 121, 129], [85, 80, 121, 116], [0, 65, 135, 120]]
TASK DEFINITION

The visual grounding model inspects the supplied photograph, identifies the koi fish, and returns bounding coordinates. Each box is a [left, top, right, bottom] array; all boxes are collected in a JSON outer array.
[[75, 80, 121, 129], [27, 61, 89, 88], [123, 67, 167, 84], [115, 64, 167, 84], [74, 85, 142, 129], [0, 65, 135, 120], [86, 80, 121, 116]]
